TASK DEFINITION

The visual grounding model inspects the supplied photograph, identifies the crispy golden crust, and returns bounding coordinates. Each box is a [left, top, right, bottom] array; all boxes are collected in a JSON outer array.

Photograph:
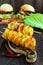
[[3, 28, 36, 50], [8, 22, 34, 36]]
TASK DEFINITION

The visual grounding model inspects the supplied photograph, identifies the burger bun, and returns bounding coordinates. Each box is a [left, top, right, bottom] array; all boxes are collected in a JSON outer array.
[[0, 3, 13, 12]]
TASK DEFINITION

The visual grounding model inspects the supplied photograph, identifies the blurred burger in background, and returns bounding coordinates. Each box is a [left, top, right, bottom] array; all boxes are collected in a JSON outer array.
[[10, 4, 35, 23], [19, 4, 35, 15], [0, 3, 14, 23]]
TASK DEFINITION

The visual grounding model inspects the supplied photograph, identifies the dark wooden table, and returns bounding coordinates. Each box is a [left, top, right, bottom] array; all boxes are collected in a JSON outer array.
[[0, 24, 43, 65]]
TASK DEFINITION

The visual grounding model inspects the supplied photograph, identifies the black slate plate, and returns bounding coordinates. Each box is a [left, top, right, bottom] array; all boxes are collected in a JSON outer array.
[[0, 24, 43, 65], [0, 33, 43, 65]]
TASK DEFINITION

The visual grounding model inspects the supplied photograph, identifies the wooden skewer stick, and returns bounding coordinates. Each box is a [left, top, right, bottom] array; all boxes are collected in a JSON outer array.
[[34, 31, 41, 34], [3, 28, 41, 34]]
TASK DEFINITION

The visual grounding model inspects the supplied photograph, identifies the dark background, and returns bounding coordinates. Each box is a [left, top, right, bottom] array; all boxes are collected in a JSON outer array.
[[0, 0, 43, 13]]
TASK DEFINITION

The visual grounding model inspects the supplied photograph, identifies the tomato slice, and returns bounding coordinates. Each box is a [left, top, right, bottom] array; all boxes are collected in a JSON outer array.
[[11, 19, 17, 22], [0, 18, 2, 22]]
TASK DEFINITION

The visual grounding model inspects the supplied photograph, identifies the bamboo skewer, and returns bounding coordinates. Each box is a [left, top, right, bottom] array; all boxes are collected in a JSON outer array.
[[0, 28, 41, 35], [0, 27, 41, 36], [3, 28, 41, 34], [34, 31, 41, 34]]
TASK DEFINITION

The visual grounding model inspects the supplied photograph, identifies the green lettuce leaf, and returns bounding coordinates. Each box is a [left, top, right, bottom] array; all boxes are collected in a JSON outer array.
[[24, 13, 43, 29], [0, 12, 14, 18], [16, 13, 28, 19]]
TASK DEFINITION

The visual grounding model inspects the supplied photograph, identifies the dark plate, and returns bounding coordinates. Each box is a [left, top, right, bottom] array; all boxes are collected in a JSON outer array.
[[0, 32, 43, 65], [0, 24, 43, 65]]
